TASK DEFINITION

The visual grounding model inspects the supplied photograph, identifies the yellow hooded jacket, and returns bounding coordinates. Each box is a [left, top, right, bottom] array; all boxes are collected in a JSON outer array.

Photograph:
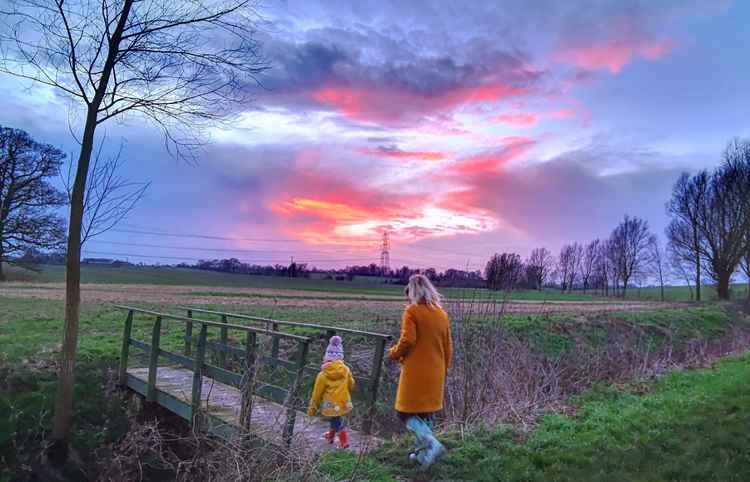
[[307, 360, 355, 417]]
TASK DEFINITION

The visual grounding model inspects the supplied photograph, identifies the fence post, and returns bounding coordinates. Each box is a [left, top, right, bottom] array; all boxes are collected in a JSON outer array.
[[146, 315, 162, 402], [240, 331, 258, 431], [118, 310, 134, 387], [363, 337, 387, 435], [191, 324, 208, 429], [219, 314, 228, 368], [282, 339, 310, 445], [271, 322, 280, 360], [185, 309, 193, 357]]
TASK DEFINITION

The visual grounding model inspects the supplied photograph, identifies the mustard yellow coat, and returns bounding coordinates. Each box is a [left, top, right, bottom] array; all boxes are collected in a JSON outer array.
[[307, 360, 355, 417], [388, 303, 453, 413]]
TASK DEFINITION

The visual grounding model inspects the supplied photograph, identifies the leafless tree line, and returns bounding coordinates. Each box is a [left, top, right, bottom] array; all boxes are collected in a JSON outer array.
[[666, 138, 750, 300], [484, 138, 750, 301], [484, 215, 661, 298]]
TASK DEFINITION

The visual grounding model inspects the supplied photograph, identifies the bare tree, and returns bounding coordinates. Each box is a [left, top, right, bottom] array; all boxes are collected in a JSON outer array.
[[63, 138, 149, 244], [608, 215, 652, 297], [525, 247, 553, 290], [666, 172, 708, 301], [721, 138, 750, 300], [0, 126, 67, 280], [0, 0, 267, 457], [668, 245, 695, 300], [592, 239, 613, 296], [580, 239, 600, 294], [696, 140, 750, 300], [485, 254, 500, 290], [648, 235, 666, 302], [557, 243, 583, 292], [742, 249, 750, 300], [485, 252, 523, 291]]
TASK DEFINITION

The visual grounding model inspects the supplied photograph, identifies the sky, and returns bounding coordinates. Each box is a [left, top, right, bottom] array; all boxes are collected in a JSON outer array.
[[2, 0, 750, 272]]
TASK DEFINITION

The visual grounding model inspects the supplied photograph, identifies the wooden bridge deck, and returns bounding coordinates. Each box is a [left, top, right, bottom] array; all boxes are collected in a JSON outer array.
[[126, 366, 382, 454]]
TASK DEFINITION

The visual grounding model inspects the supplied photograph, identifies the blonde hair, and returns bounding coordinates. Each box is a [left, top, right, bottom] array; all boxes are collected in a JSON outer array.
[[405, 274, 443, 308]]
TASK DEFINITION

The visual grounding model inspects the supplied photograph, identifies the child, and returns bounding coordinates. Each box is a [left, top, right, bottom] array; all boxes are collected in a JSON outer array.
[[307, 335, 355, 449]]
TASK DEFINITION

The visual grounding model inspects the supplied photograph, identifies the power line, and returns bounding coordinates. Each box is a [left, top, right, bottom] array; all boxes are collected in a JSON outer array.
[[114, 226, 377, 246], [88, 239, 374, 256], [111, 224, 480, 270], [80, 250, 378, 264]]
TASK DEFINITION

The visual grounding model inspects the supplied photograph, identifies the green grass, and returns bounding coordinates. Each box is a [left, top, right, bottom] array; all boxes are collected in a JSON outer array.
[[0, 299, 738, 366], [2, 264, 608, 301], [0, 363, 131, 479], [620, 283, 749, 302], [321, 352, 750, 481], [489, 306, 737, 357], [2, 292, 749, 481]]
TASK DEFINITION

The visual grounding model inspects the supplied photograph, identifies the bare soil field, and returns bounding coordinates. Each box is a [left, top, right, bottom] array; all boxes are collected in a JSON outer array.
[[0, 282, 687, 314]]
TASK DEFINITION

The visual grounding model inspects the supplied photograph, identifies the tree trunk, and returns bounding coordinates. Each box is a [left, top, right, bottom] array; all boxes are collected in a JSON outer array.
[[50, 111, 97, 450], [622, 279, 628, 298], [696, 257, 701, 301], [693, 226, 701, 302], [716, 271, 732, 300], [659, 269, 665, 302], [49, 0, 134, 459], [0, 220, 5, 281]]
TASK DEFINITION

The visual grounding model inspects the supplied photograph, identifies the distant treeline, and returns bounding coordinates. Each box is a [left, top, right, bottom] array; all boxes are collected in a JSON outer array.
[[188, 258, 485, 287]]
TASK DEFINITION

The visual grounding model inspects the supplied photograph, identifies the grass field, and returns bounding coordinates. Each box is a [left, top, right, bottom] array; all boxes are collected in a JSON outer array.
[[9, 262, 749, 303], [6, 263, 749, 302], [2, 262, 750, 480], [322, 352, 750, 481]]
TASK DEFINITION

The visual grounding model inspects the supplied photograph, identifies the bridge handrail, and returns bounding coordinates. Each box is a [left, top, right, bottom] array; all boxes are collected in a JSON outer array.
[[114, 305, 311, 342], [178, 306, 393, 340]]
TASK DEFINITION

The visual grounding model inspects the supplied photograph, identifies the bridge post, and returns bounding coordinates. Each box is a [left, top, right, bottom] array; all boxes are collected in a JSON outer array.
[[363, 337, 386, 435], [240, 331, 258, 430], [191, 324, 208, 429], [118, 310, 134, 387], [219, 314, 228, 368], [282, 339, 310, 445], [185, 309, 193, 357], [270, 322, 280, 361], [147, 316, 162, 402]]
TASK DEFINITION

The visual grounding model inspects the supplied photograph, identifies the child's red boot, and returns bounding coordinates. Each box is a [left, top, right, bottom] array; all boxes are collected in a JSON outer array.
[[338, 430, 349, 449], [323, 429, 335, 444]]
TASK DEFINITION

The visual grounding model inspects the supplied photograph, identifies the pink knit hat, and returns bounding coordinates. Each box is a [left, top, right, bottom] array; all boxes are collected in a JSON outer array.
[[324, 335, 344, 362]]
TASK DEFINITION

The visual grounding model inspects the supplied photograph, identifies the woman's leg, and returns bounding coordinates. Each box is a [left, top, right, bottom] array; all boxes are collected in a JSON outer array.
[[399, 412, 444, 469]]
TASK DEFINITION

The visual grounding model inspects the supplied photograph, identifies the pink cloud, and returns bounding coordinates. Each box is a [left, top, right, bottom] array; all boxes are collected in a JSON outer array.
[[312, 82, 529, 124], [556, 38, 675, 73], [491, 109, 577, 128], [442, 136, 535, 176], [491, 113, 539, 127], [357, 146, 448, 162]]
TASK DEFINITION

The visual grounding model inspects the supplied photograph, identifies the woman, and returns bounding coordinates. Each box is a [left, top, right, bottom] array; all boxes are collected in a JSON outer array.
[[388, 274, 453, 469]]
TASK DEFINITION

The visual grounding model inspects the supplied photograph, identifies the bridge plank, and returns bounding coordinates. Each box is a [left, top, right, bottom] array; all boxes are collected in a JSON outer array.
[[126, 366, 382, 455]]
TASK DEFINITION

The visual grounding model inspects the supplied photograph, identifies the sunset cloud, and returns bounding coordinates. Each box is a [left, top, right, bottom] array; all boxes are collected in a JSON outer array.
[[312, 83, 529, 124], [4, 0, 735, 270], [442, 137, 535, 176], [357, 146, 448, 162], [556, 38, 676, 73], [491, 109, 576, 128]]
